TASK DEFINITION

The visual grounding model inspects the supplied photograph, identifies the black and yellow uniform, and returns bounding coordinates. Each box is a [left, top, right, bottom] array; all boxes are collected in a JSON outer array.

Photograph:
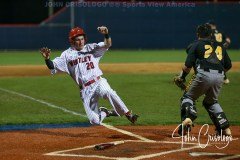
[[185, 38, 232, 73], [211, 29, 227, 45], [179, 24, 232, 136]]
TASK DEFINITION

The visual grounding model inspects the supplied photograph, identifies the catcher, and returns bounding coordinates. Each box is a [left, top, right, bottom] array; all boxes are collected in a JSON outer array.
[[174, 24, 232, 136]]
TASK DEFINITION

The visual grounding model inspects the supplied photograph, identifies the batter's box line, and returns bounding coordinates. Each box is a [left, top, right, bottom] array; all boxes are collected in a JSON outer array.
[[44, 139, 200, 160], [0, 87, 153, 143]]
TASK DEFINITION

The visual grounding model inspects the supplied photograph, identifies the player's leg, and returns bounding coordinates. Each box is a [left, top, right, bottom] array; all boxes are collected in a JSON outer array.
[[203, 74, 231, 136], [97, 77, 139, 123], [178, 95, 197, 136], [203, 101, 231, 136], [178, 73, 209, 135], [97, 78, 129, 115], [81, 89, 107, 125]]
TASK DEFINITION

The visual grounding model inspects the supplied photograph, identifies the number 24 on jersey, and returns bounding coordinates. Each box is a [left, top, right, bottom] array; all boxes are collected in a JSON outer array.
[[204, 45, 222, 60]]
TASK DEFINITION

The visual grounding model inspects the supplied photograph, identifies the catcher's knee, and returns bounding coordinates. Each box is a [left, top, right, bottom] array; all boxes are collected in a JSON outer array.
[[180, 98, 197, 122], [203, 101, 230, 132]]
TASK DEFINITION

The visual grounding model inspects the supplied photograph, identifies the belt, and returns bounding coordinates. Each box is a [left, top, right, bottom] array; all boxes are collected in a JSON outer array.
[[84, 76, 100, 87], [202, 68, 224, 74], [79, 76, 100, 90]]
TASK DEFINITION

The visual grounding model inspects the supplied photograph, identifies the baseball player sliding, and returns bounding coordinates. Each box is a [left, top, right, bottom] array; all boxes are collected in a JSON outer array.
[[40, 26, 139, 125]]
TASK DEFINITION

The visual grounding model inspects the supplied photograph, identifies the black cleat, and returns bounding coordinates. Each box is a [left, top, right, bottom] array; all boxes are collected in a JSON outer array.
[[100, 107, 118, 117], [126, 112, 139, 124]]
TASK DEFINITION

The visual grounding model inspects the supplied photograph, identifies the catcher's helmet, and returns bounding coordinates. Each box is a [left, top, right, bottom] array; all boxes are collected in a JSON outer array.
[[69, 27, 86, 44], [207, 20, 216, 26]]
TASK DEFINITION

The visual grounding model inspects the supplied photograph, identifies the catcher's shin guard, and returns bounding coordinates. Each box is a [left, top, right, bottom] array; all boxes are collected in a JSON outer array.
[[203, 102, 230, 135], [209, 112, 230, 135], [178, 98, 197, 136], [180, 98, 197, 122]]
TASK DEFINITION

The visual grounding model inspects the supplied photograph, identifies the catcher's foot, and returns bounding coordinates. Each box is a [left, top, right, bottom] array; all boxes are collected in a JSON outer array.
[[216, 128, 232, 136], [125, 111, 139, 124], [100, 107, 118, 117], [178, 118, 193, 136]]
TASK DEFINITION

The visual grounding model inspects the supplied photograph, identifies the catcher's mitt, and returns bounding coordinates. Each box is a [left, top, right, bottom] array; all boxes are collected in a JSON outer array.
[[173, 76, 186, 91]]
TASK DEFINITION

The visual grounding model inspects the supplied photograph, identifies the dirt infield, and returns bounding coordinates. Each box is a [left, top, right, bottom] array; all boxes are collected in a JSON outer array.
[[1, 63, 239, 159], [0, 62, 239, 77], [0, 125, 239, 160]]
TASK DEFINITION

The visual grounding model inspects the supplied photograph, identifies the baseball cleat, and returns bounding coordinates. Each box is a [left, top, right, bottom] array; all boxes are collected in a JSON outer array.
[[223, 128, 232, 136], [178, 118, 193, 136], [216, 128, 232, 136], [125, 112, 139, 124], [99, 107, 118, 117]]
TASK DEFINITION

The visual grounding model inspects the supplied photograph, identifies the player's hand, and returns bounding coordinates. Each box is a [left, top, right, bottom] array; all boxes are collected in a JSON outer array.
[[40, 47, 51, 60], [173, 75, 186, 91], [97, 26, 108, 34]]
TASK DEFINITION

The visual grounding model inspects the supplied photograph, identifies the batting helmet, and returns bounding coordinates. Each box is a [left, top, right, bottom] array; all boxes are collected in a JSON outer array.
[[69, 27, 86, 44]]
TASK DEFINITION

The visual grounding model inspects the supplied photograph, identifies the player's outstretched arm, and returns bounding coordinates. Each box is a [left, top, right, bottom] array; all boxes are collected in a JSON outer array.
[[97, 26, 112, 48], [39, 47, 54, 69]]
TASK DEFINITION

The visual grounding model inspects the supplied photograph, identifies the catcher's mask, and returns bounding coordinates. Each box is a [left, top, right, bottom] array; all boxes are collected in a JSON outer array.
[[69, 27, 87, 45]]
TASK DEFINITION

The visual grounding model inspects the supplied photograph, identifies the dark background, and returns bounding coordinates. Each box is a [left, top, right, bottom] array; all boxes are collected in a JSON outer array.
[[0, 0, 72, 24], [0, 0, 233, 24], [0, 0, 239, 49]]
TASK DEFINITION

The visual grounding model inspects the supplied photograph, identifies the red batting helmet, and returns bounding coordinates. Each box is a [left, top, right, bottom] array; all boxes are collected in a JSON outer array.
[[69, 27, 86, 44]]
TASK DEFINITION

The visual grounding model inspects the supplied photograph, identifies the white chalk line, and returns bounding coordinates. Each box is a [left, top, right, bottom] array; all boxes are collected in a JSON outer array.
[[45, 140, 129, 160], [3, 87, 230, 160], [216, 155, 240, 160], [0, 87, 152, 142], [0, 87, 87, 118], [45, 139, 196, 155], [45, 140, 200, 160], [101, 123, 154, 142], [127, 145, 200, 160], [190, 152, 240, 160], [190, 152, 226, 157], [0, 87, 204, 159]]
